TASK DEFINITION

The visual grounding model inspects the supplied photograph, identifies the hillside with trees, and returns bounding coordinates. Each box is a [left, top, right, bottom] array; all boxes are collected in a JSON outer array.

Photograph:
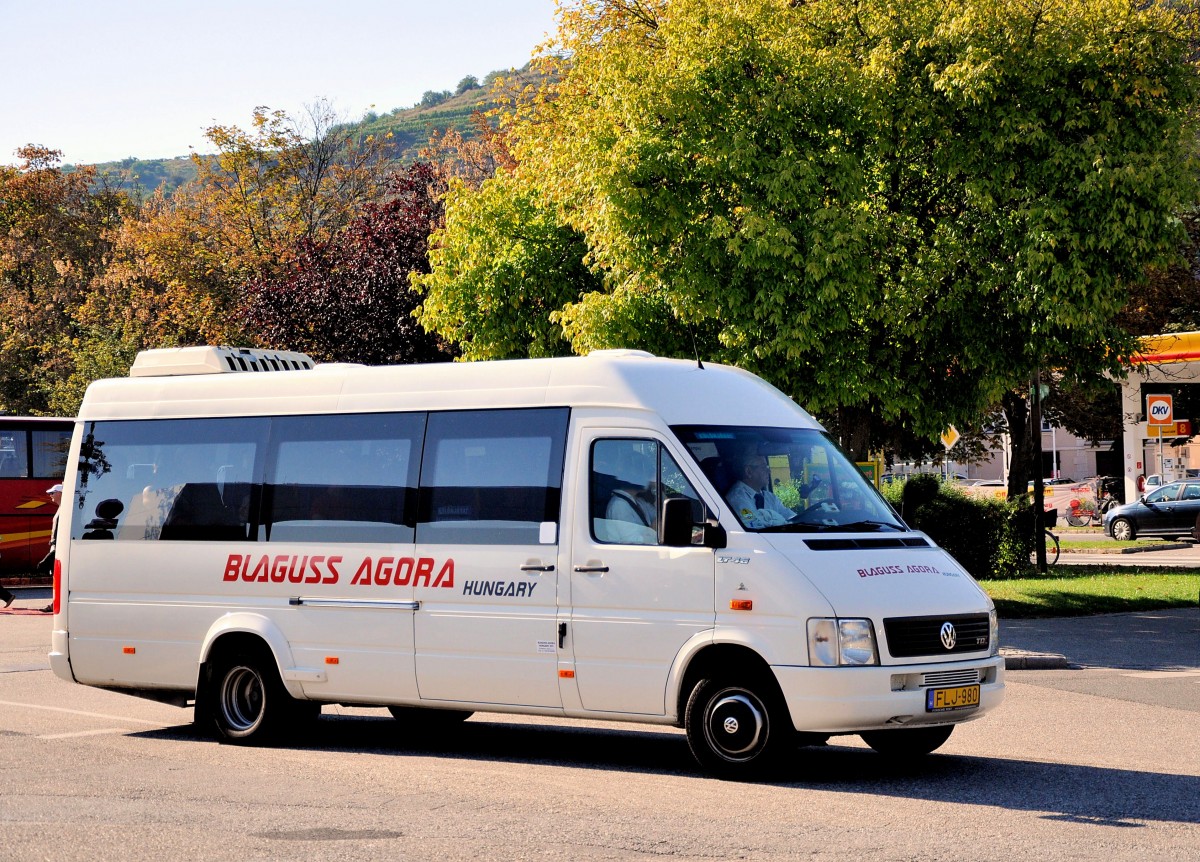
[[69, 66, 539, 196]]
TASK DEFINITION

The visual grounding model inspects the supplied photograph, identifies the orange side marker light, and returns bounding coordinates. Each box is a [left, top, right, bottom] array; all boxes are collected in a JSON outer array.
[[122, 646, 136, 654], [730, 599, 753, 611], [325, 656, 340, 665], [558, 669, 575, 678]]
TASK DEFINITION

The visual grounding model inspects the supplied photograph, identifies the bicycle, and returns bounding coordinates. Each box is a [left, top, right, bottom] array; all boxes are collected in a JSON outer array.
[[1064, 493, 1116, 527], [1042, 526, 1060, 565], [1033, 507, 1060, 565]]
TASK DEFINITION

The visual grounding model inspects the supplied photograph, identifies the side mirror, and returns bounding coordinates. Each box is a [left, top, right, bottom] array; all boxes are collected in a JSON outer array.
[[661, 497, 727, 549]]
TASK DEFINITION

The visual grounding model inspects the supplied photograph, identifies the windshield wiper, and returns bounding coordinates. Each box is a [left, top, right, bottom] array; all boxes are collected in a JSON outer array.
[[757, 519, 902, 533], [755, 522, 826, 533], [822, 519, 904, 532]]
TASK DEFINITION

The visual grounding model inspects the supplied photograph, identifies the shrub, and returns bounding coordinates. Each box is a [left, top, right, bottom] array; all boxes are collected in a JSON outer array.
[[882, 475, 1035, 579]]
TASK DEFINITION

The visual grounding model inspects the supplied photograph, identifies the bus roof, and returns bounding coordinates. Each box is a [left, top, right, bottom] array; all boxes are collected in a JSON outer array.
[[78, 349, 819, 430]]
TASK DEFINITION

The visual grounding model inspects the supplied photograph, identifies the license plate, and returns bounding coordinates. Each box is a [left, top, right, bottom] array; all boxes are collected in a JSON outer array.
[[926, 684, 980, 712]]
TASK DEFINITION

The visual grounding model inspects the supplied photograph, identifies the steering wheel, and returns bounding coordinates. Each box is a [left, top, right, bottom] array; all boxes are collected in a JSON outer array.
[[792, 499, 839, 521]]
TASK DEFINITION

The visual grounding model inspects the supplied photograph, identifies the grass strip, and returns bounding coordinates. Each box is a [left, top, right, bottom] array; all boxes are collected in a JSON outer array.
[[980, 566, 1200, 618]]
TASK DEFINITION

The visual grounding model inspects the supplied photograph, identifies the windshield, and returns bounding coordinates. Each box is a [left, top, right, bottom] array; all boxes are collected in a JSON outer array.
[[672, 425, 906, 533]]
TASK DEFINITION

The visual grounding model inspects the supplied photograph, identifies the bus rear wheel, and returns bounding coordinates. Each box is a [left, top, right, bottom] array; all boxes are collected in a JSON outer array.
[[207, 648, 310, 744]]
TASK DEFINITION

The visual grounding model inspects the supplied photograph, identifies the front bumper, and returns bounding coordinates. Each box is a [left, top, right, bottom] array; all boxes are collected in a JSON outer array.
[[773, 655, 1005, 734]]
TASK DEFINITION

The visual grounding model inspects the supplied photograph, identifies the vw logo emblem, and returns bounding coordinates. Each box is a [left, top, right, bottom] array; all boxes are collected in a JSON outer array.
[[940, 622, 957, 650], [723, 717, 740, 734]]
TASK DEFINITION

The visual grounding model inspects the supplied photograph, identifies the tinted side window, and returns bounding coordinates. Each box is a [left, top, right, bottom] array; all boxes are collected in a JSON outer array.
[[418, 408, 569, 545], [264, 413, 424, 543], [0, 426, 29, 478], [32, 427, 72, 478], [73, 418, 268, 541]]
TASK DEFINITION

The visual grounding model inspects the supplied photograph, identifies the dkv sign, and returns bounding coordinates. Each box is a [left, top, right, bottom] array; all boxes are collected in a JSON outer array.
[[1147, 395, 1174, 425]]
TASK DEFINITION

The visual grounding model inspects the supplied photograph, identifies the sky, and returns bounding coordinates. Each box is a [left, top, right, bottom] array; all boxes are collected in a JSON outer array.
[[0, 0, 558, 167]]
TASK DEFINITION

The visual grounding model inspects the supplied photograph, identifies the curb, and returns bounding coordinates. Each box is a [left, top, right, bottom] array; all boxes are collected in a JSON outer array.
[[1001, 648, 1070, 670], [0, 576, 52, 588], [1059, 542, 1191, 555]]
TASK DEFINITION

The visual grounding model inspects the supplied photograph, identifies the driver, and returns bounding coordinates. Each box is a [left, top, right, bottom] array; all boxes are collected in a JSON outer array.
[[725, 449, 795, 528]]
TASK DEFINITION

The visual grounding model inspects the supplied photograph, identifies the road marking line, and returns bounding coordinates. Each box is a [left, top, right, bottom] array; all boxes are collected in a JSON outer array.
[[1118, 670, 1200, 680], [38, 728, 133, 739], [0, 699, 163, 725]]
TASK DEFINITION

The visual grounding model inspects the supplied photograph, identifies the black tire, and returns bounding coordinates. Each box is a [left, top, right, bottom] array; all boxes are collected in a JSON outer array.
[[207, 647, 310, 744], [684, 675, 792, 780], [1065, 512, 1087, 527], [1045, 530, 1060, 565], [1110, 517, 1135, 542], [387, 706, 473, 726], [860, 724, 954, 757]]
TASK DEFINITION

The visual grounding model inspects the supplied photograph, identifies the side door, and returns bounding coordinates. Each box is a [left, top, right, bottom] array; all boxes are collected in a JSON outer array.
[[565, 430, 716, 716], [1140, 483, 1181, 534], [413, 408, 568, 708], [1170, 481, 1200, 535]]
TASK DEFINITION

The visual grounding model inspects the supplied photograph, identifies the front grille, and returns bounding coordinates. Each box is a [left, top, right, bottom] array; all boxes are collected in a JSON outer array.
[[922, 668, 981, 687], [883, 614, 991, 658]]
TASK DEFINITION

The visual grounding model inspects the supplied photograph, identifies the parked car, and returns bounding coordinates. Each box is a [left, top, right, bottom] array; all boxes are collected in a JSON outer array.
[[1103, 480, 1200, 541]]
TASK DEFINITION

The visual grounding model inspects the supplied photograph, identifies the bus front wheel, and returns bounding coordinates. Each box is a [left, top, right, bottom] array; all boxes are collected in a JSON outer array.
[[684, 675, 792, 780]]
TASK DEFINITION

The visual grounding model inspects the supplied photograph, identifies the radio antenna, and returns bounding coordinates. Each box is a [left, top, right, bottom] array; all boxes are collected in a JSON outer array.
[[686, 319, 704, 369]]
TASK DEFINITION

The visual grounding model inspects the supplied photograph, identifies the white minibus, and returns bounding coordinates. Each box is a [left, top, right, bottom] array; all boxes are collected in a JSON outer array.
[[49, 346, 1003, 778]]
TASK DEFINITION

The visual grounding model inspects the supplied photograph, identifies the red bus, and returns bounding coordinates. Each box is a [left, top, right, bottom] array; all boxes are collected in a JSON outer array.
[[0, 417, 72, 575]]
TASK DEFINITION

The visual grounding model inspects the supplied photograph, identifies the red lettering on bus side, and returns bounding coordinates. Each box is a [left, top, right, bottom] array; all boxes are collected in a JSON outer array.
[[270, 555, 290, 583], [394, 557, 414, 586], [305, 556, 324, 584], [433, 559, 454, 588], [413, 557, 434, 587], [249, 555, 270, 582], [223, 554, 244, 582], [374, 557, 395, 586], [288, 556, 307, 584], [324, 556, 342, 585], [351, 557, 373, 586]]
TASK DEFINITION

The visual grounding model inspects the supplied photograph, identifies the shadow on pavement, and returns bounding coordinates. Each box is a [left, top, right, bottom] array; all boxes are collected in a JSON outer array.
[[135, 715, 1199, 827]]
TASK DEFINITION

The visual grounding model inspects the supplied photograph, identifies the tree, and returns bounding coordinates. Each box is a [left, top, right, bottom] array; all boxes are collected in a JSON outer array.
[[456, 75, 481, 95], [422, 0, 1200, 464], [123, 100, 399, 345], [420, 90, 452, 109], [0, 146, 130, 413], [242, 162, 451, 365], [415, 168, 603, 360]]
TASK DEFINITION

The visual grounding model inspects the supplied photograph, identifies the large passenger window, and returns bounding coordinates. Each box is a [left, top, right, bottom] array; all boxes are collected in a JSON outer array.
[[72, 418, 268, 541], [0, 426, 29, 478], [263, 413, 424, 543], [32, 428, 72, 478], [418, 408, 569, 545]]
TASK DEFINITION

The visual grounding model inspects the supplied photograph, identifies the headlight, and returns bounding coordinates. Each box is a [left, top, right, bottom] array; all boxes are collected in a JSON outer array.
[[807, 618, 879, 666]]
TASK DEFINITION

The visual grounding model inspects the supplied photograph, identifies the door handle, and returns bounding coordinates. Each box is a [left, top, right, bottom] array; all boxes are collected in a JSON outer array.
[[520, 564, 555, 572], [573, 565, 609, 573]]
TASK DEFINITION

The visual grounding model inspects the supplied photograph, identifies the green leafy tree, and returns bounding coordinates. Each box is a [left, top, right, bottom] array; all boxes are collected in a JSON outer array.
[[424, 0, 1199, 464]]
